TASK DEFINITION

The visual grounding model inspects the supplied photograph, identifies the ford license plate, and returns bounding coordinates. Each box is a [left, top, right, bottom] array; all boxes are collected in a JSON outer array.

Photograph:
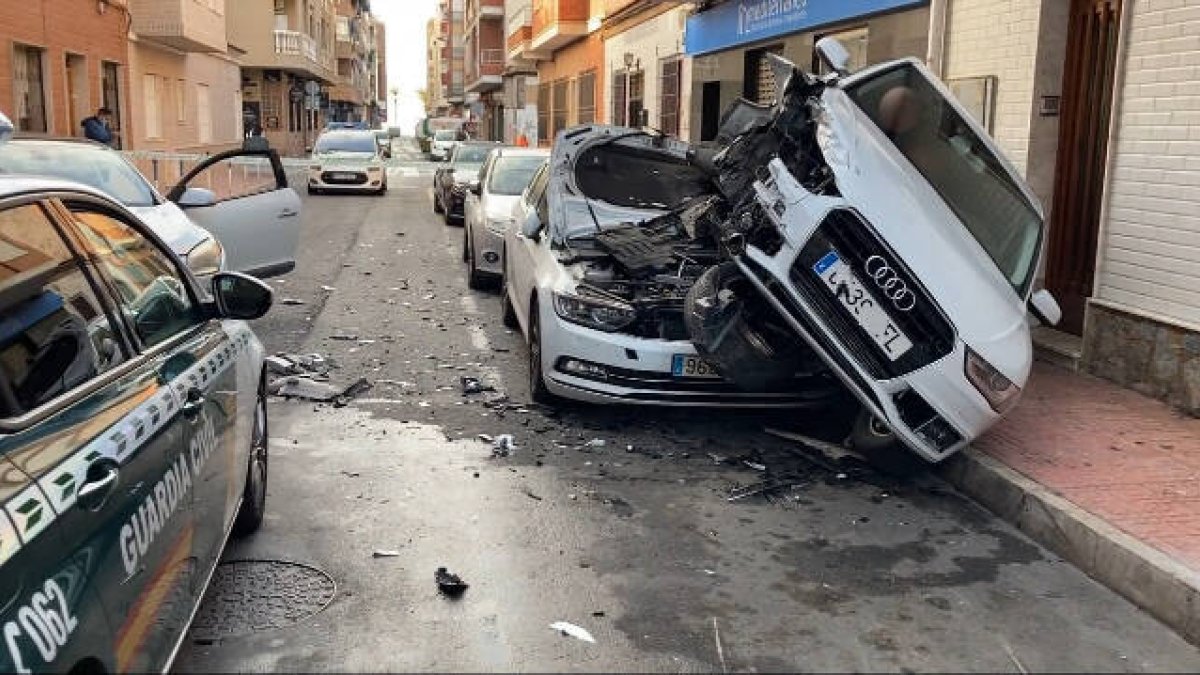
[[672, 354, 721, 379], [812, 251, 913, 361]]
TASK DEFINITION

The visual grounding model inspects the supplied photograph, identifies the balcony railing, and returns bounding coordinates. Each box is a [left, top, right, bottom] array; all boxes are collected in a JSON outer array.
[[275, 29, 318, 63], [480, 49, 504, 65]]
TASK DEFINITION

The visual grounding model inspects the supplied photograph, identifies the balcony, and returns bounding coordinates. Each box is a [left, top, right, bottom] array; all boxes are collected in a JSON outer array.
[[531, 0, 589, 53], [466, 49, 504, 92], [270, 30, 337, 82], [506, 4, 548, 62], [329, 82, 365, 106], [129, 0, 226, 52]]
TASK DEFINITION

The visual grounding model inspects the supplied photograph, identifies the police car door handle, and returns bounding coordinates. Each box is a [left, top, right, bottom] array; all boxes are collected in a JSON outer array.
[[182, 387, 205, 420], [77, 465, 119, 510]]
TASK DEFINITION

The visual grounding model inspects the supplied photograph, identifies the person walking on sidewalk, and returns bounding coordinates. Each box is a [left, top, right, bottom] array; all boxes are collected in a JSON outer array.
[[81, 107, 116, 146]]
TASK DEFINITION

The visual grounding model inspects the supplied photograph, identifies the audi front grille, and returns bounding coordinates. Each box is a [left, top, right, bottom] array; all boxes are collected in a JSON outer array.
[[788, 208, 956, 380]]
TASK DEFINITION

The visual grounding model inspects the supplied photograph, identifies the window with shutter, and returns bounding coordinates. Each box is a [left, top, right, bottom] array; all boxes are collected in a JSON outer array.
[[577, 71, 596, 125], [659, 57, 681, 137], [611, 69, 626, 126]]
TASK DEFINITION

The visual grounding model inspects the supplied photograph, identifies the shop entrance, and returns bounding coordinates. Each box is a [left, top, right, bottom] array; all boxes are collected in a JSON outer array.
[[1045, 0, 1123, 334]]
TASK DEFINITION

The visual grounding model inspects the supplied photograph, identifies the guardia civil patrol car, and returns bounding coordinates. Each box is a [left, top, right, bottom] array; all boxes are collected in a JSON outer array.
[[0, 112, 277, 673]]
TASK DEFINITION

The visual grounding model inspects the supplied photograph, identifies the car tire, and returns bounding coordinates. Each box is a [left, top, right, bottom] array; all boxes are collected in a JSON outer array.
[[232, 376, 269, 538], [527, 299, 556, 405], [433, 190, 444, 214], [462, 224, 470, 262], [501, 250, 519, 329], [846, 408, 928, 477]]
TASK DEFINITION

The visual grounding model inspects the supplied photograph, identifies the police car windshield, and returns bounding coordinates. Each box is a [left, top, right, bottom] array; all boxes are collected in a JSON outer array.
[[0, 142, 157, 207]]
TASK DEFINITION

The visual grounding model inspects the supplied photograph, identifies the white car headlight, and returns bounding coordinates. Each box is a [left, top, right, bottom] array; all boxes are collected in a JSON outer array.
[[185, 237, 225, 277], [965, 347, 1021, 414], [552, 291, 636, 332]]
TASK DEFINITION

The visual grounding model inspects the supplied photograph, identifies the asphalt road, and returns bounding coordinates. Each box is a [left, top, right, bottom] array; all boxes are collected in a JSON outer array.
[[174, 144, 1200, 672]]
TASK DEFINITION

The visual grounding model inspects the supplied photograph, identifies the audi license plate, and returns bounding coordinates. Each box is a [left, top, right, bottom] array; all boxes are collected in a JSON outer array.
[[812, 251, 913, 361], [672, 354, 721, 379]]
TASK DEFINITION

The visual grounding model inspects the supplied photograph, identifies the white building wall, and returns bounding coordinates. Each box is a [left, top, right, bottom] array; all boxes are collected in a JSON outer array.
[[942, 0, 1044, 175], [1094, 0, 1200, 329], [603, 7, 691, 139]]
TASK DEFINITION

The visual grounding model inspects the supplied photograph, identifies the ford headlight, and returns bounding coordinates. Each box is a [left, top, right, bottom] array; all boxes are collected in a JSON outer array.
[[185, 237, 224, 277], [965, 348, 1020, 414], [553, 291, 636, 332]]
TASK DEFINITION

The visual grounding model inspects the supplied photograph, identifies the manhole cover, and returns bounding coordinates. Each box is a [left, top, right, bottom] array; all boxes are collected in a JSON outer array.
[[189, 559, 336, 640]]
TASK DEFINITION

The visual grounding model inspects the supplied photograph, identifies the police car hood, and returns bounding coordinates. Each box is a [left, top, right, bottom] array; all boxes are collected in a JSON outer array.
[[813, 83, 1033, 379]]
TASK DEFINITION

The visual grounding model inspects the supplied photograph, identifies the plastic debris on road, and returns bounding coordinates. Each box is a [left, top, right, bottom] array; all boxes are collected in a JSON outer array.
[[373, 550, 401, 558], [491, 434, 516, 458], [460, 376, 496, 395], [435, 567, 469, 597], [549, 621, 596, 643]]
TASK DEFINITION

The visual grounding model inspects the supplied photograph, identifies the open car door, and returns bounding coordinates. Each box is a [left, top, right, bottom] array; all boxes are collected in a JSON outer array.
[[166, 148, 301, 279]]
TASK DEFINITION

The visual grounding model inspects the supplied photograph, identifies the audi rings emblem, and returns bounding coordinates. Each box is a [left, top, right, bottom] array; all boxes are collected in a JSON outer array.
[[863, 255, 916, 312]]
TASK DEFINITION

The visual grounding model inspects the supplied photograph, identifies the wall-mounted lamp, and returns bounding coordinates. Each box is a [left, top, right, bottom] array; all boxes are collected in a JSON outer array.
[[623, 52, 635, 69]]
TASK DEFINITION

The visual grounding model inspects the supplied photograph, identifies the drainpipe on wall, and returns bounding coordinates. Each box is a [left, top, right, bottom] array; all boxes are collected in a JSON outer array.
[[926, 0, 948, 78]]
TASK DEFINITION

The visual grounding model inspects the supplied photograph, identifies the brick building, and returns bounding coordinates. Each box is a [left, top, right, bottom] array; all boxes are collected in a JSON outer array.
[[464, 0, 505, 140], [0, 0, 130, 143]]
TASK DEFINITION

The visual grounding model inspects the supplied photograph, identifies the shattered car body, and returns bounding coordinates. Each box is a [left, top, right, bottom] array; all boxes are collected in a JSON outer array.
[[508, 50, 1058, 462]]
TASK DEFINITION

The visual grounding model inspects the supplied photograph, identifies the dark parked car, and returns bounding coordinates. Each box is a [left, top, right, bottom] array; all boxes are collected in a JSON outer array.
[[432, 141, 501, 225]]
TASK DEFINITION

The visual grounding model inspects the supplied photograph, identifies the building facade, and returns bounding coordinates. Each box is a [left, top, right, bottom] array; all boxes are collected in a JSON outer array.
[[444, 0, 467, 117], [527, 0, 607, 146], [502, 0, 539, 144], [464, 0, 505, 140], [126, 0, 243, 153], [330, 0, 370, 124], [602, 1, 690, 139], [230, 0, 337, 156], [1, 0, 130, 143]]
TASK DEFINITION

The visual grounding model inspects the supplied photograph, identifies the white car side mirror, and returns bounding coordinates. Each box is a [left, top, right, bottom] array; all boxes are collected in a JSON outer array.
[[815, 37, 852, 76], [1029, 289, 1062, 326], [177, 187, 217, 209], [0, 111, 13, 144], [521, 211, 542, 240]]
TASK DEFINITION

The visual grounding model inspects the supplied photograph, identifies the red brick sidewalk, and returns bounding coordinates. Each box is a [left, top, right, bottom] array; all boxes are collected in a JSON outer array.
[[975, 361, 1200, 571]]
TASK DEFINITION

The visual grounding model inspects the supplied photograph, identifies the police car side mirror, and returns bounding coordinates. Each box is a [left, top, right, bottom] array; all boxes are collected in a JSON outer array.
[[211, 272, 273, 320]]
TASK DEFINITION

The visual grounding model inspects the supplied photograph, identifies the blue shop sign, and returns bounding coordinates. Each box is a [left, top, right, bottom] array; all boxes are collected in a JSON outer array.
[[685, 0, 928, 56]]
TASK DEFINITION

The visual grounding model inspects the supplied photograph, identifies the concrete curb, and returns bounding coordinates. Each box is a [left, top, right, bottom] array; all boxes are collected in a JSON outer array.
[[938, 449, 1200, 646]]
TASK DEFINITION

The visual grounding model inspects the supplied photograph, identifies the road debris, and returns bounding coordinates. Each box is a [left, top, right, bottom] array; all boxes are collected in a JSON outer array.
[[743, 460, 767, 472], [491, 434, 516, 457], [726, 479, 802, 502], [585, 439, 607, 448], [522, 486, 544, 501], [330, 334, 359, 341], [435, 567, 469, 597], [279, 297, 306, 306], [549, 621, 595, 644], [460, 376, 496, 395], [269, 375, 372, 407], [372, 550, 401, 558]]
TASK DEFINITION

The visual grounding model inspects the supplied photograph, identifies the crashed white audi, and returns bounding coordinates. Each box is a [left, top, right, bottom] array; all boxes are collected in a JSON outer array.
[[502, 40, 1060, 462]]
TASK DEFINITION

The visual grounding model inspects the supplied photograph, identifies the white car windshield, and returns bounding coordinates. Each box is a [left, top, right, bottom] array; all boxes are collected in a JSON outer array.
[[434, 130, 457, 141], [0, 142, 157, 207], [846, 63, 1043, 294], [488, 156, 545, 196], [314, 133, 376, 155]]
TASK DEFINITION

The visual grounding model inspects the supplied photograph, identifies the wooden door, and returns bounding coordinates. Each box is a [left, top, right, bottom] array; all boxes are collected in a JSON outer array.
[[1045, 0, 1123, 334]]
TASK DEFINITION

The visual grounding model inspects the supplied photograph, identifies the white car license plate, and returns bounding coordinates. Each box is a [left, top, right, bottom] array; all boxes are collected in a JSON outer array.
[[332, 172, 358, 180], [672, 354, 721, 379], [812, 251, 914, 361]]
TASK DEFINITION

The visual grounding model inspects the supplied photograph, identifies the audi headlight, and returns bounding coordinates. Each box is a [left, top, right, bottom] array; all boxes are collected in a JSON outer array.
[[965, 348, 1021, 414], [552, 291, 636, 332]]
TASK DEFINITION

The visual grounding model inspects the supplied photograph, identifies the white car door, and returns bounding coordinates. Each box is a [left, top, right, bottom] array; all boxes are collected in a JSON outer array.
[[166, 148, 301, 278], [508, 165, 550, 333]]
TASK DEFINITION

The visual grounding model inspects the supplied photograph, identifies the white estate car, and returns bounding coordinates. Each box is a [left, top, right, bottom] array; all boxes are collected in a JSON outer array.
[[307, 130, 389, 195], [502, 42, 1061, 462], [463, 147, 548, 289], [0, 136, 301, 281]]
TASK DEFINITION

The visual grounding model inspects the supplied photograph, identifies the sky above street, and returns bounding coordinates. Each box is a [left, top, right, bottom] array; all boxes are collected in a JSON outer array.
[[375, 0, 439, 131]]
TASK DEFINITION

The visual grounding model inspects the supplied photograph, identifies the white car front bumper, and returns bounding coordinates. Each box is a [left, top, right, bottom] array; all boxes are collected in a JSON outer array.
[[309, 168, 385, 191], [536, 300, 837, 408]]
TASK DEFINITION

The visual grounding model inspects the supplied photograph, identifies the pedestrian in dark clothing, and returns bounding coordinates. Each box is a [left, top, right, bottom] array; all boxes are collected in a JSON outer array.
[[81, 107, 115, 145]]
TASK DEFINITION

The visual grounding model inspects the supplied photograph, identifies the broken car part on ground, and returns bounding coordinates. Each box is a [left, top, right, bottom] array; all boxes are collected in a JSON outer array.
[[520, 44, 1060, 463]]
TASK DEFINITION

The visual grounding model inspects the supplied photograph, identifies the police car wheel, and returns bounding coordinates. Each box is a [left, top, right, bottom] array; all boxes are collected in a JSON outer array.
[[233, 376, 269, 538]]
